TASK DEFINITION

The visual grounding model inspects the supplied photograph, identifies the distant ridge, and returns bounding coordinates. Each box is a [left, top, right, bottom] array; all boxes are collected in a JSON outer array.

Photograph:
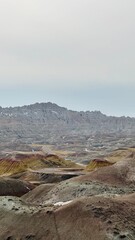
[[0, 101, 133, 118], [0, 102, 135, 146], [0, 101, 134, 118]]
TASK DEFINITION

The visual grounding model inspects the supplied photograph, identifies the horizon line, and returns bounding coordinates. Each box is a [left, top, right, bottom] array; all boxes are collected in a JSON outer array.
[[0, 101, 134, 119]]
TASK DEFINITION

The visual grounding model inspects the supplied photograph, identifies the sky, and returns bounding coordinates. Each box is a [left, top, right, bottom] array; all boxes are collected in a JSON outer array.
[[0, 0, 135, 116]]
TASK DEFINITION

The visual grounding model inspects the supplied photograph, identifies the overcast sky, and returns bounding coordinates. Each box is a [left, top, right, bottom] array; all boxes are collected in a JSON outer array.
[[0, 0, 135, 116]]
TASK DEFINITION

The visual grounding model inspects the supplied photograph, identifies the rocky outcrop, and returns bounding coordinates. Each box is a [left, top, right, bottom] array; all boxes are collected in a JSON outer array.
[[0, 102, 135, 146]]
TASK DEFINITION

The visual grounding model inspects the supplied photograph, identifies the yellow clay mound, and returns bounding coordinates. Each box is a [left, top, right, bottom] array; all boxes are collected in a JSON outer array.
[[86, 158, 114, 171], [0, 153, 77, 176], [106, 148, 135, 163]]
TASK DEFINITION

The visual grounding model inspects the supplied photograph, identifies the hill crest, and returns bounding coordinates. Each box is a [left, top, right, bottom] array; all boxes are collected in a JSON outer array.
[[0, 102, 135, 149]]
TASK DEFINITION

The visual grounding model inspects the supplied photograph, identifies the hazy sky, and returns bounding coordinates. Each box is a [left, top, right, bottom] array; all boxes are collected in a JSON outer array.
[[0, 0, 135, 116]]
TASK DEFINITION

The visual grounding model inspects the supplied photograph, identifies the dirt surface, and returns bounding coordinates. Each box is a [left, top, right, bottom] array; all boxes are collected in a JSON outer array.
[[0, 194, 135, 240], [1, 153, 135, 239], [22, 158, 135, 205], [74, 157, 135, 186], [0, 177, 34, 197]]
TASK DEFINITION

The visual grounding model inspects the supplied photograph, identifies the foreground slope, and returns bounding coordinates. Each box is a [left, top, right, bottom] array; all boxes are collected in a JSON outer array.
[[0, 151, 135, 239], [0, 194, 135, 240]]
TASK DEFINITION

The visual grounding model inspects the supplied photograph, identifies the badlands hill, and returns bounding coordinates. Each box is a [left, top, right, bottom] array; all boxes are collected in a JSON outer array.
[[0, 148, 135, 239], [0, 102, 135, 146], [1, 102, 135, 164], [0, 152, 80, 186], [0, 103, 135, 239], [0, 152, 77, 176], [0, 155, 135, 239], [0, 194, 135, 240], [0, 178, 34, 197], [22, 155, 135, 206]]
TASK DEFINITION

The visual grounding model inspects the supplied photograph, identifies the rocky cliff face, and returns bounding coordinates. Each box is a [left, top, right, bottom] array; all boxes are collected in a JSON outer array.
[[0, 102, 135, 146]]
